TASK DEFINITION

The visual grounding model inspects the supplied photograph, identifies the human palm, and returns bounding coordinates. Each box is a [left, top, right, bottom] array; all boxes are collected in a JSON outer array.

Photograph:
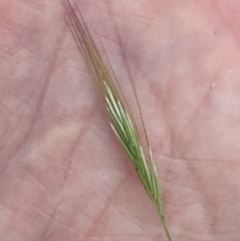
[[1, 0, 240, 240]]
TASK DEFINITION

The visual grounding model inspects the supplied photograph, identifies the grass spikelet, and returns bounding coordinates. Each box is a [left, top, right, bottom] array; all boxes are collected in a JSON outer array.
[[62, 1, 172, 240]]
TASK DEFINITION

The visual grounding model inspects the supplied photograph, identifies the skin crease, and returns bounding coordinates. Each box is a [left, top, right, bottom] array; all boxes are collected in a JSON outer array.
[[1, 0, 240, 240]]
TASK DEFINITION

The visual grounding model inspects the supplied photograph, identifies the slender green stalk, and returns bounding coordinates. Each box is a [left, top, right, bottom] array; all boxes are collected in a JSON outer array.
[[62, 1, 172, 240]]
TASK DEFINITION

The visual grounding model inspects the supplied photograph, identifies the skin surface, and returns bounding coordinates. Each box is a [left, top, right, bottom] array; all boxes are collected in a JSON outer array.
[[1, 0, 240, 240]]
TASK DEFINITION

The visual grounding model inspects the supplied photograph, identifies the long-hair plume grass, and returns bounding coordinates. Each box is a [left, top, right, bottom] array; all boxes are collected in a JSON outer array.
[[61, 1, 172, 240]]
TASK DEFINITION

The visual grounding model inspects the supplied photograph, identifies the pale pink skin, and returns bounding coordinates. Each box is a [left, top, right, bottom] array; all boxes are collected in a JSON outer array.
[[1, 0, 240, 240]]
